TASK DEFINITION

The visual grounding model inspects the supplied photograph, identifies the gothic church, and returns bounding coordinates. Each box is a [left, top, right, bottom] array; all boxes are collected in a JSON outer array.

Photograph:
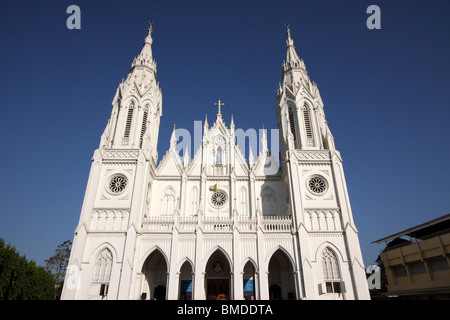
[[61, 24, 370, 300]]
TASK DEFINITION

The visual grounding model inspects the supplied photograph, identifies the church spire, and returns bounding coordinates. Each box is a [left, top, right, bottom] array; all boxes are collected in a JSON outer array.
[[170, 124, 177, 148], [131, 21, 156, 73], [280, 24, 309, 92], [283, 24, 306, 75], [285, 25, 298, 61]]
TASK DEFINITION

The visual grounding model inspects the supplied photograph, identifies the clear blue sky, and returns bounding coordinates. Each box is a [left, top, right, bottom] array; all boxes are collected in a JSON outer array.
[[0, 0, 449, 270]]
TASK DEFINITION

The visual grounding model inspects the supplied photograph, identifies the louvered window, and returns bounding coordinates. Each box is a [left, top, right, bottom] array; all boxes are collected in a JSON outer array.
[[288, 107, 297, 143], [303, 107, 312, 139], [124, 103, 134, 138], [139, 107, 148, 147]]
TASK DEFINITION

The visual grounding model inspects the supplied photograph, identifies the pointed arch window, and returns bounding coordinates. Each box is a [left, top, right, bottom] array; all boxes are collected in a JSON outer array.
[[240, 187, 248, 216], [321, 247, 342, 294], [190, 186, 198, 215], [91, 248, 113, 299], [124, 101, 135, 138], [161, 187, 176, 215], [216, 147, 222, 165], [261, 187, 277, 216]]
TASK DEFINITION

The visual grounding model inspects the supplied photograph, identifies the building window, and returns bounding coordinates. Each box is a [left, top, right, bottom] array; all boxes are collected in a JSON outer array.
[[429, 257, 450, 272], [303, 106, 312, 139], [124, 102, 135, 138], [140, 105, 149, 147], [240, 187, 248, 216], [392, 264, 407, 277], [308, 175, 328, 195], [216, 147, 222, 165], [161, 187, 176, 215], [108, 175, 128, 194], [288, 107, 297, 147], [91, 248, 113, 299], [261, 187, 277, 216], [190, 187, 198, 214], [322, 247, 342, 294], [211, 190, 227, 208], [409, 261, 426, 275]]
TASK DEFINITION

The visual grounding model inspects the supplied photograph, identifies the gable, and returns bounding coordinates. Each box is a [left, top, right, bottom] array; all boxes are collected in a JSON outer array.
[[156, 149, 183, 177]]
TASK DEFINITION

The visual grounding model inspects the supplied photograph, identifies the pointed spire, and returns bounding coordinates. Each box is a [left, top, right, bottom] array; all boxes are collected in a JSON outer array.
[[170, 124, 177, 148], [204, 114, 209, 131], [261, 125, 268, 154], [183, 149, 190, 167], [249, 147, 255, 168], [131, 21, 156, 72], [284, 24, 301, 67]]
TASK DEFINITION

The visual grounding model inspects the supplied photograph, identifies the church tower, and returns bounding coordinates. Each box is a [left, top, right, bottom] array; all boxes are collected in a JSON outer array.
[[276, 26, 369, 299], [61, 23, 163, 300], [61, 24, 370, 300]]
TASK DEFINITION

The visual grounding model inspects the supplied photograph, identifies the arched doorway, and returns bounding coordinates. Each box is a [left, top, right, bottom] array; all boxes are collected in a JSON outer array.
[[205, 249, 232, 300], [179, 261, 194, 300], [141, 250, 168, 300], [243, 261, 256, 300], [268, 249, 296, 300]]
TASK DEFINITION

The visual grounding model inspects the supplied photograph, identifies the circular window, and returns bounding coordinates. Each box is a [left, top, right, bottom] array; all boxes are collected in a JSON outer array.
[[108, 175, 128, 194], [211, 190, 227, 208], [308, 176, 327, 195]]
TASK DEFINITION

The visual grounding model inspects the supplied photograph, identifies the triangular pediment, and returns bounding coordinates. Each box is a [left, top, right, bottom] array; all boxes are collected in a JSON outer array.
[[156, 148, 183, 177]]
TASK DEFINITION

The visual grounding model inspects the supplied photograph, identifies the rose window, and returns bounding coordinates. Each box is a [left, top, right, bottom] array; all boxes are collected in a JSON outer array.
[[109, 175, 127, 194], [308, 176, 327, 195], [211, 190, 227, 208]]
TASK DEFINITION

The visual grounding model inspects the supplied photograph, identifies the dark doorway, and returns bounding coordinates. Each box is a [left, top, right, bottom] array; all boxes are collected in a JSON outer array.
[[141, 250, 168, 300], [207, 279, 229, 300], [154, 285, 166, 300], [205, 249, 232, 300], [269, 284, 281, 300]]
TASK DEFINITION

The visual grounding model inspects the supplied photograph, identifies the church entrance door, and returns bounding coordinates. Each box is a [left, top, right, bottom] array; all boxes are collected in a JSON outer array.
[[141, 250, 168, 300], [154, 285, 166, 300], [207, 279, 230, 300], [205, 249, 232, 300]]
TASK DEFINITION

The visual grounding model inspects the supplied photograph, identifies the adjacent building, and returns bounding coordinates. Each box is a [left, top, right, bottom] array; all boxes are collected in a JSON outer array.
[[374, 214, 450, 299]]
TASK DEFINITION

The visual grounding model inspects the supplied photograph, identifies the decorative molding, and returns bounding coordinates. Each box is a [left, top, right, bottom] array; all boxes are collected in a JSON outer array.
[[305, 209, 342, 231], [308, 232, 343, 238], [89, 209, 130, 232], [296, 150, 331, 162], [102, 150, 140, 160]]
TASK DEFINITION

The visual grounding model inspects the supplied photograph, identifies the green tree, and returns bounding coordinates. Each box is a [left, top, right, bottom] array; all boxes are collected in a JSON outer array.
[[45, 240, 72, 299], [0, 238, 54, 300]]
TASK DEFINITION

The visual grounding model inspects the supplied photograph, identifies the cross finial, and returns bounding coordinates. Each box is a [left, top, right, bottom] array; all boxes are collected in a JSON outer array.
[[214, 99, 225, 114]]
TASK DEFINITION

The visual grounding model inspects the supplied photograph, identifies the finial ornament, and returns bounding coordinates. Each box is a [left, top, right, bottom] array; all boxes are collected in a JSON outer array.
[[148, 20, 154, 35], [285, 23, 291, 38]]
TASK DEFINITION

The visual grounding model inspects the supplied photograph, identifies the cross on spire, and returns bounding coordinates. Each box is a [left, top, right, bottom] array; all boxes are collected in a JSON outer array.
[[214, 99, 225, 114]]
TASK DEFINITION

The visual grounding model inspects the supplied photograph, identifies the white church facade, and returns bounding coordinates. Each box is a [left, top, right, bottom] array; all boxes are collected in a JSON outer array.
[[61, 24, 370, 300]]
